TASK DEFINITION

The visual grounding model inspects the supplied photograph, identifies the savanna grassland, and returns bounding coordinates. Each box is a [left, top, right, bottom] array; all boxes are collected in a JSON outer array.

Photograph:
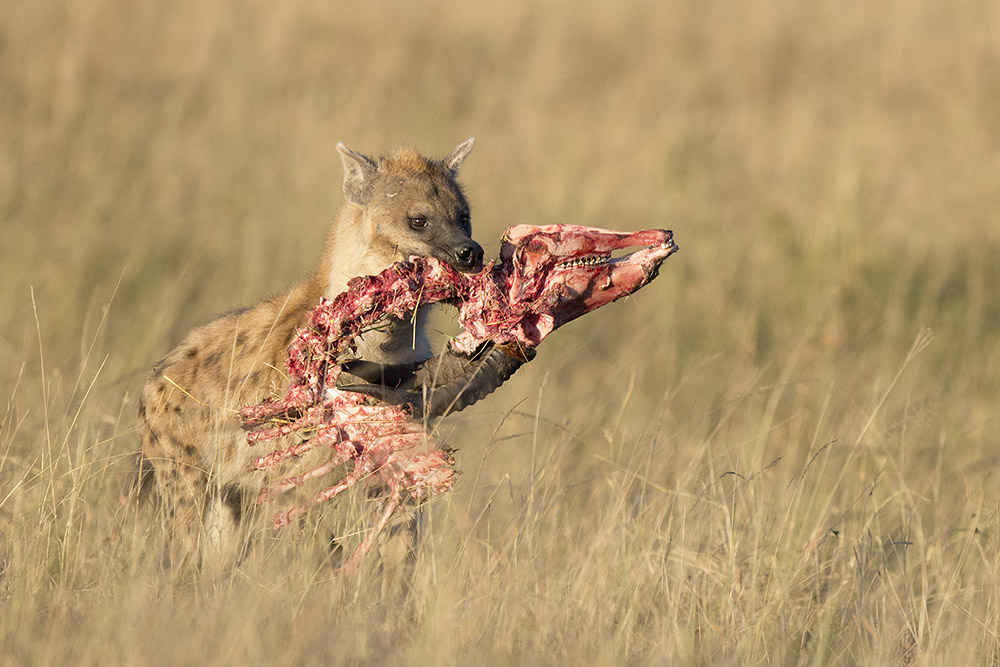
[[3, 1, 1000, 664]]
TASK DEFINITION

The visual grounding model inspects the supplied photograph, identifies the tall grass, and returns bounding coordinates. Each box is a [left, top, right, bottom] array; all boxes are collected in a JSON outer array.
[[3, 0, 1000, 663]]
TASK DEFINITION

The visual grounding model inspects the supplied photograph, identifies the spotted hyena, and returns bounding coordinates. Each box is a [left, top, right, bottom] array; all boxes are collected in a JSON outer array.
[[136, 140, 482, 571]]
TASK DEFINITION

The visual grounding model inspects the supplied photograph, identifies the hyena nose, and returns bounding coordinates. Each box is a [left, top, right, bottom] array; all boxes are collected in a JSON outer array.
[[454, 241, 484, 271]]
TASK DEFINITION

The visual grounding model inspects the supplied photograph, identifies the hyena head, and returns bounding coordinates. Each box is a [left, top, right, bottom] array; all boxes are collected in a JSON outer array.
[[335, 139, 484, 278]]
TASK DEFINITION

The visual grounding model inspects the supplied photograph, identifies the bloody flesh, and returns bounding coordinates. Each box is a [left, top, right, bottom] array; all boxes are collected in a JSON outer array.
[[242, 224, 678, 570]]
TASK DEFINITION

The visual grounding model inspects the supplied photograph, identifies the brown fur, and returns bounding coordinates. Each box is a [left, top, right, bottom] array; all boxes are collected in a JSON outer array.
[[137, 140, 479, 571]]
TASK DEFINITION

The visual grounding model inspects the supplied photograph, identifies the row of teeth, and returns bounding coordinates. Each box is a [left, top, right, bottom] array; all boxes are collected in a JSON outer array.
[[557, 255, 609, 268]]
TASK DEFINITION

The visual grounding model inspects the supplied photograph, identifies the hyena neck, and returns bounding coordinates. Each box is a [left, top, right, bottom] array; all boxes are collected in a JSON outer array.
[[320, 205, 386, 298], [314, 204, 431, 365]]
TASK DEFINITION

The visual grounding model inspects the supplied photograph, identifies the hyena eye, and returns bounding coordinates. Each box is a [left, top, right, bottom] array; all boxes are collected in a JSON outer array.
[[408, 216, 428, 230]]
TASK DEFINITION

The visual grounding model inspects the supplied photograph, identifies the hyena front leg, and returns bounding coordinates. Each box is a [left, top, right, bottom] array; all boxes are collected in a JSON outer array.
[[201, 481, 253, 574], [374, 506, 424, 597], [150, 455, 209, 572]]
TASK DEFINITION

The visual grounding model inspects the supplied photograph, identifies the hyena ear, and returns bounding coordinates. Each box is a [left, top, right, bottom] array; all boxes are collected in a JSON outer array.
[[443, 138, 475, 175], [337, 142, 378, 205]]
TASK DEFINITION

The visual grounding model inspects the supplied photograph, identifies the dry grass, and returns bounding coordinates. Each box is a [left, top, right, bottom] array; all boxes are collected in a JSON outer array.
[[3, 0, 1000, 663]]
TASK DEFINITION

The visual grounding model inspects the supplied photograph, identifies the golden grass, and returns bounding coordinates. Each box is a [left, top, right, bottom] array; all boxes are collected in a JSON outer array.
[[3, 0, 1000, 663]]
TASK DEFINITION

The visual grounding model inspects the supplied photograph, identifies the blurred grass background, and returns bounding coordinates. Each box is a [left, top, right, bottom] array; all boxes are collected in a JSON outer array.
[[3, 0, 1000, 663]]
